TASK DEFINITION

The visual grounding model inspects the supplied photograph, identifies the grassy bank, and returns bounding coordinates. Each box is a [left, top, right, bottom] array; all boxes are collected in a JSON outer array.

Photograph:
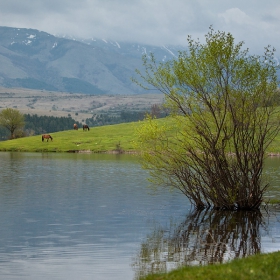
[[1, 118, 280, 154], [0, 122, 142, 153], [141, 251, 280, 280]]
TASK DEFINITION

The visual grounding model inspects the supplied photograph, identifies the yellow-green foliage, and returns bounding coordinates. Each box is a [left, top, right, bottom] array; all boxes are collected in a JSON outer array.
[[135, 116, 171, 154], [135, 116, 181, 162]]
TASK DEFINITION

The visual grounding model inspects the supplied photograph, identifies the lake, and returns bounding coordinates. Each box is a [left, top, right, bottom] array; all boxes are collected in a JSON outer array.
[[0, 152, 279, 280]]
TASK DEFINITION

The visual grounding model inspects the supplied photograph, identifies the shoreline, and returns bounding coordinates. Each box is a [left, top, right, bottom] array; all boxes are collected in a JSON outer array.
[[69, 150, 280, 156], [267, 152, 280, 157], [66, 149, 138, 154], [1, 149, 280, 156]]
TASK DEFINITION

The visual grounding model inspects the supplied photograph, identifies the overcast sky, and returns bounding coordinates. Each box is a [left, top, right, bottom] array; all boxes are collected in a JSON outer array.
[[0, 0, 279, 55]]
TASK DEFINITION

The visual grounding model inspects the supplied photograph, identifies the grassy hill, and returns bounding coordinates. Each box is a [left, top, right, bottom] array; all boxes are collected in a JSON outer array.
[[1, 117, 280, 154], [0, 121, 141, 153]]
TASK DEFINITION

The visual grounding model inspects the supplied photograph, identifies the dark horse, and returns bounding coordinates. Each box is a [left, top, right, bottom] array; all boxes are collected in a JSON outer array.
[[83, 125, 90, 131], [42, 134, 53, 142], [73, 123, 78, 130]]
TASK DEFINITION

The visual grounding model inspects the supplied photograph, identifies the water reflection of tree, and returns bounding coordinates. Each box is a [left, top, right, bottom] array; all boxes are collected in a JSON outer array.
[[132, 209, 265, 279]]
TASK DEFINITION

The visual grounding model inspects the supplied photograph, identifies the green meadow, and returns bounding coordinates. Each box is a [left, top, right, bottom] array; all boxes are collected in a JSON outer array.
[[0, 121, 142, 153], [1, 117, 280, 154]]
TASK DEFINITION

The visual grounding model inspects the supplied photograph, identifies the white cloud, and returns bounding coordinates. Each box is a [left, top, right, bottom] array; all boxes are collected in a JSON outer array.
[[0, 0, 279, 55], [218, 8, 251, 25]]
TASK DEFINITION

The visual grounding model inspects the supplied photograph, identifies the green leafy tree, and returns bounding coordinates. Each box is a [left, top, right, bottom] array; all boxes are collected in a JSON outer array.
[[0, 108, 25, 139], [134, 27, 280, 210]]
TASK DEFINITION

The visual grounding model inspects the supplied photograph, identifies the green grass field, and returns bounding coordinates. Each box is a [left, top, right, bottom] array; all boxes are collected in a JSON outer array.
[[1, 117, 280, 154], [0, 122, 142, 153]]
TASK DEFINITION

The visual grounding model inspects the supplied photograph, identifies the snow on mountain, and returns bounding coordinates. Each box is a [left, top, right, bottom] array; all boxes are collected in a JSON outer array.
[[0, 26, 183, 94]]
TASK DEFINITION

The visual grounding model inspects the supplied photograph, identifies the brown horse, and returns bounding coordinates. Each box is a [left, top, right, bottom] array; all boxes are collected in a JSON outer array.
[[42, 134, 53, 142], [73, 123, 78, 130], [83, 125, 90, 131]]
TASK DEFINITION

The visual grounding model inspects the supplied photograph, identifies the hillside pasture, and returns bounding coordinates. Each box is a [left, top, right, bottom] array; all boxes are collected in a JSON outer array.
[[1, 114, 280, 154], [0, 121, 142, 153]]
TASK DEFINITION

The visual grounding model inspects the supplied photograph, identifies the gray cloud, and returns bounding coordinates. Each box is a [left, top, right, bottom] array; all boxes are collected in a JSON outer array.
[[0, 0, 279, 55]]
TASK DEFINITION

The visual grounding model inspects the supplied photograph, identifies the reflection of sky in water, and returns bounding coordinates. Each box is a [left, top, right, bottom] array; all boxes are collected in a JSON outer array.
[[0, 152, 279, 279], [1, 246, 135, 280], [0, 152, 189, 279], [261, 211, 280, 253]]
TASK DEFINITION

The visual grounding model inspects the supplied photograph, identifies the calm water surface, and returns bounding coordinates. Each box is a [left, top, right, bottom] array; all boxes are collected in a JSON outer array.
[[0, 152, 279, 280]]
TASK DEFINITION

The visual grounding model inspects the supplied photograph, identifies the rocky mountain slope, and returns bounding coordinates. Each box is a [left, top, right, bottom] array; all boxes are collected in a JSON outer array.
[[0, 26, 180, 95]]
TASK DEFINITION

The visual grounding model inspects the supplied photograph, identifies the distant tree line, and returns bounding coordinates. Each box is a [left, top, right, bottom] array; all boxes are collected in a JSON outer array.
[[0, 126, 10, 141], [24, 114, 83, 136]]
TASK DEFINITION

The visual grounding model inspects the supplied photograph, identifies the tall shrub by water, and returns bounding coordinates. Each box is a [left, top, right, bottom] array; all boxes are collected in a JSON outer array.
[[134, 27, 280, 210]]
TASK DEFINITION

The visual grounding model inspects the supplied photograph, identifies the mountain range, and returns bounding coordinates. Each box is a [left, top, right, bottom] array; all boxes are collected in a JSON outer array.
[[0, 26, 180, 95], [1, 26, 279, 96]]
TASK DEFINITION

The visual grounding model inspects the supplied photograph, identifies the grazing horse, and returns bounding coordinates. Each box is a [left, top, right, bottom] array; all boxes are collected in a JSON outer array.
[[42, 134, 53, 142], [83, 125, 90, 131], [73, 123, 78, 130]]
